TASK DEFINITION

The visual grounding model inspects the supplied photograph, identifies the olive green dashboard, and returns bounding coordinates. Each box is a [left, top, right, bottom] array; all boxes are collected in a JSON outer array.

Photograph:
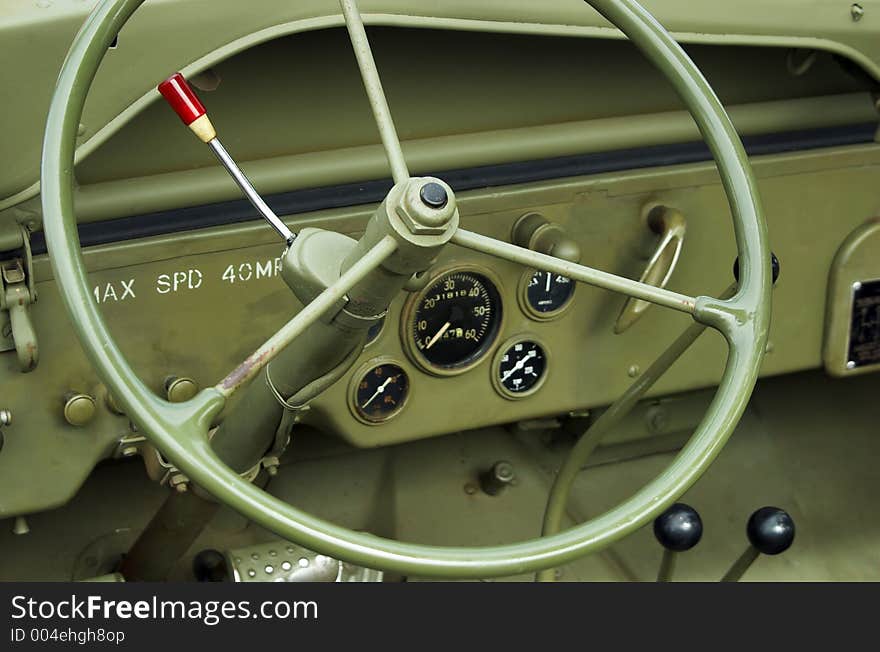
[[2, 0, 880, 522], [3, 139, 880, 518]]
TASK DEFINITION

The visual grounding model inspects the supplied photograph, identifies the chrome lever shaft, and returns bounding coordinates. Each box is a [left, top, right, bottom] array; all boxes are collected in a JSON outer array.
[[207, 139, 294, 245]]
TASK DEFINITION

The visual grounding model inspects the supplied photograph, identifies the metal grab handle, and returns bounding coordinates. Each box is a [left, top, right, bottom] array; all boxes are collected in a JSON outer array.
[[614, 205, 687, 333]]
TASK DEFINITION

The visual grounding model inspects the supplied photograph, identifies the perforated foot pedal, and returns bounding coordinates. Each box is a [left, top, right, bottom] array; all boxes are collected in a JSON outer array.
[[224, 541, 383, 582]]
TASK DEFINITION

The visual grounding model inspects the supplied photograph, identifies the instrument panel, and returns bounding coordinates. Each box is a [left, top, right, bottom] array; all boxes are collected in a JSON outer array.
[[355, 266, 566, 426], [4, 139, 878, 518]]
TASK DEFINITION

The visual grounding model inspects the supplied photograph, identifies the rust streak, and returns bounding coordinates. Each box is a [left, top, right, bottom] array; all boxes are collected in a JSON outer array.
[[221, 346, 275, 391]]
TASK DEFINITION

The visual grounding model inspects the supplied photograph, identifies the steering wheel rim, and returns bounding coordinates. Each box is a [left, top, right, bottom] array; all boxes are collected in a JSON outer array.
[[42, 0, 771, 579]]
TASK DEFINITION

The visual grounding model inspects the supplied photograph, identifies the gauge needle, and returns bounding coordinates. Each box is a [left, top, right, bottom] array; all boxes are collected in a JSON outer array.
[[501, 350, 537, 383], [545, 271, 552, 293], [361, 377, 393, 409], [425, 321, 452, 350]]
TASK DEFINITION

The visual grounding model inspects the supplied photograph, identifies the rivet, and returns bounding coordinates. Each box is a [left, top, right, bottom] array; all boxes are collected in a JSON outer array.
[[298, 557, 310, 568], [264, 565, 274, 574], [268, 549, 277, 556], [627, 364, 640, 378], [251, 552, 259, 560], [846, 361, 857, 370], [281, 561, 292, 571], [247, 569, 256, 578]]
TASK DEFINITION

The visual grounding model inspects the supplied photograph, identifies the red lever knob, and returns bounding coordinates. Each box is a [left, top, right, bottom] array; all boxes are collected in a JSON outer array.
[[157, 73, 206, 125]]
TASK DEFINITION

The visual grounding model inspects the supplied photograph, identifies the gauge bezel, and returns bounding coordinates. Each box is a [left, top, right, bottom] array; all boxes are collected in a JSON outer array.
[[348, 357, 411, 425], [401, 264, 505, 377], [491, 335, 550, 401], [518, 268, 576, 321]]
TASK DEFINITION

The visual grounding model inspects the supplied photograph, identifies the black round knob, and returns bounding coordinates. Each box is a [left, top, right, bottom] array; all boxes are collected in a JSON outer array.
[[653, 503, 703, 552], [192, 548, 229, 582], [419, 182, 448, 209], [733, 252, 780, 285], [746, 506, 795, 555]]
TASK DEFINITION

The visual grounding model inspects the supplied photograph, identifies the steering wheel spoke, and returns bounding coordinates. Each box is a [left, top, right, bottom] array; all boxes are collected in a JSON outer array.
[[452, 228, 698, 316], [215, 234, 398, 398], [340, 0, 410, 185]]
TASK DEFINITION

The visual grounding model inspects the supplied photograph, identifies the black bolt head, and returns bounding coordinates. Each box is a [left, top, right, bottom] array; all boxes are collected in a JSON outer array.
[[192, 548, 229, 582], [747, 506, 795, 555], [733, 252, 780, 285], [419, 182, 448, 209], [653, 503, 703, 552]]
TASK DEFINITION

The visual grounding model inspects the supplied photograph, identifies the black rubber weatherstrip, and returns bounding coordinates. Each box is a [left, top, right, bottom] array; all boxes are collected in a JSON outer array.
[[30, 121, 877, 254]]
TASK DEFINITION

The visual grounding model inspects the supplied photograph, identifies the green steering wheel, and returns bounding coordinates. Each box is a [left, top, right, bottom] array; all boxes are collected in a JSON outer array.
[[42, 0, 771, 579]]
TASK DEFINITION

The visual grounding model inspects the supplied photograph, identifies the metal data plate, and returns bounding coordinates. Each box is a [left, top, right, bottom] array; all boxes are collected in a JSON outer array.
[[848, 279, 880, 369]]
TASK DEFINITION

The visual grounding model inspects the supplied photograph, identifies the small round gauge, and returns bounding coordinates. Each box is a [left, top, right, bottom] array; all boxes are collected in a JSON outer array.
[[351, 361, 409, 424], [493, 338, 548, 399], [405, 269, 503, 374], [521, 269, 575, 319]]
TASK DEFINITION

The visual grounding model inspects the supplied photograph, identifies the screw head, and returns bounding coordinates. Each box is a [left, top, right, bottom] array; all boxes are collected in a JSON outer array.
[[0, 410, 11, 427], [165, 376, 199, 403], [63, 393, 96, 427], [851, 3, 864, 21], [419, 182, 448, 209]]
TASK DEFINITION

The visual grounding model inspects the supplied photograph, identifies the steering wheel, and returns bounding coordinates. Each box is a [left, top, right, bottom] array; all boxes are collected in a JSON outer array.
[[42, 0, 771, 579]]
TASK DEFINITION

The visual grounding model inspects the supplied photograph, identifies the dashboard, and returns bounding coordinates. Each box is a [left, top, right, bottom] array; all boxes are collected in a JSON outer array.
[[2, 3, 880, 518]]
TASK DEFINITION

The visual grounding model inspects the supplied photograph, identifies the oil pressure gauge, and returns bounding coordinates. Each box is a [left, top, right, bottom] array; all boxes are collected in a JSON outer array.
[[350, 360, 410, 424], [520, 269, 575, 320], [492, 338, 548, 400]]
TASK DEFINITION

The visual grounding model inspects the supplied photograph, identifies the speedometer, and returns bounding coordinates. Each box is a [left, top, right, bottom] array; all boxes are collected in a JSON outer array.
[[404, 269, 503, 375]]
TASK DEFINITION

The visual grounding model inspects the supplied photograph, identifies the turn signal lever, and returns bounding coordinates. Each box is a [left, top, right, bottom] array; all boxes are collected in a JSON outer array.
[[653, 503, 703, 582], [157, 73, 295, 246], [721, 507, 795, 582]]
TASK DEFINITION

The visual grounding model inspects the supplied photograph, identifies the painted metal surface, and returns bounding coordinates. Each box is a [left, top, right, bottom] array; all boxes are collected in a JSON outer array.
[[39, 0, 770, 577], [3, 0, 880, 216]]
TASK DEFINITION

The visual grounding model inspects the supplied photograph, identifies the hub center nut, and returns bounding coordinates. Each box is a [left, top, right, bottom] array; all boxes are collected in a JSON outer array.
[[395, 177, 456, 235], [419, 182, 448, 209]]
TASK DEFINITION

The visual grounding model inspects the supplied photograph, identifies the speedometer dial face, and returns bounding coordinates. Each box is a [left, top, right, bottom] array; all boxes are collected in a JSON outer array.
[[407, 269, 502, 374]]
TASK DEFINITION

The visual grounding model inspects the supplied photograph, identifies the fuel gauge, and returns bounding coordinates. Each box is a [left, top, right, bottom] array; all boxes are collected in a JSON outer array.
[[350, 360, 410, 424]]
